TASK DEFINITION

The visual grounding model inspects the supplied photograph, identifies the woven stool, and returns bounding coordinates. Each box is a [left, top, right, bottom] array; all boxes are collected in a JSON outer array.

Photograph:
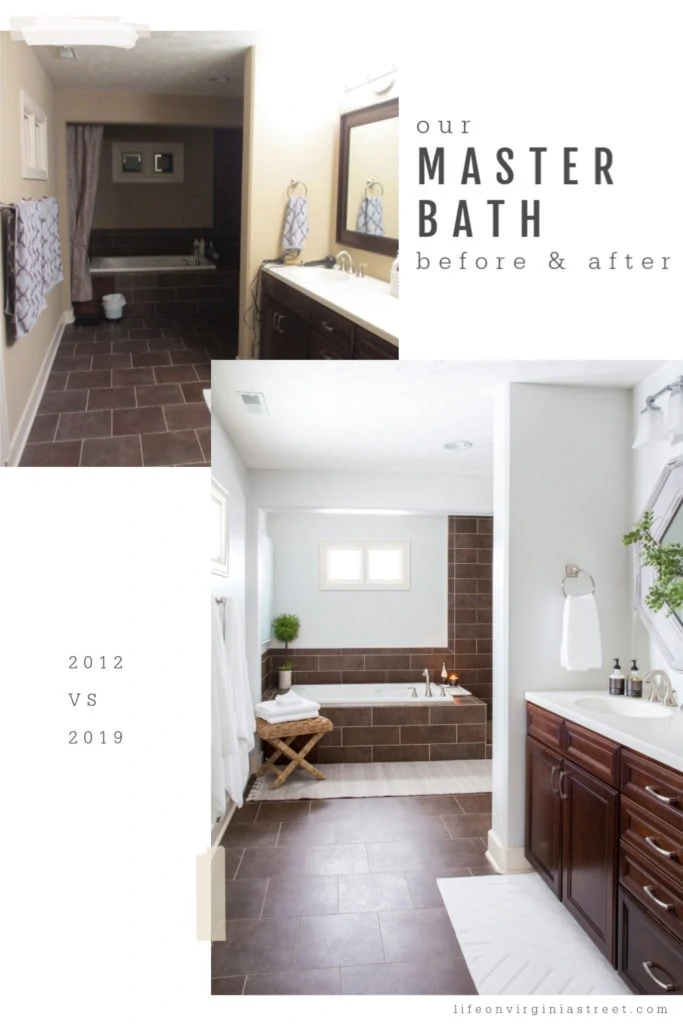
[[256, 715, 334, 790]]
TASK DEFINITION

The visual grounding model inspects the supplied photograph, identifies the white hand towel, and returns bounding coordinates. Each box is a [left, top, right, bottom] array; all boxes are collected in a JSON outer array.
[[281, 196, 308, 252], [560, 594, 602, 671], [256, 697, 320, 717], [256, 708, 320, 725], [356, 195, 385, 236], [274, 693, 320, 712]]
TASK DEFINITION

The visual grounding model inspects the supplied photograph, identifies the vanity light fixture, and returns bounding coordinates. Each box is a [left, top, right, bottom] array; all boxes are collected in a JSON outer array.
[[633, 375, 683, 449], [10, 17, 150, 49], [443, 440, 473, 451]]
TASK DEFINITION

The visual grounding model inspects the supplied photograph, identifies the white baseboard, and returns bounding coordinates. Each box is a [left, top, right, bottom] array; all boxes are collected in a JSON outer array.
[[8, 310, 71, 466], [486, 828, 533, 874], [211, 798, 237, 849]]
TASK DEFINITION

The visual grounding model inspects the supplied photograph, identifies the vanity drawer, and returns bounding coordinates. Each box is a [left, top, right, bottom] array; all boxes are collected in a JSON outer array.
[[617, 888, 683, 994], [621, 748, 683, 831], [563, 719, 620, 787], [309, 330, 351, 360], [526, 703, 564, 754], [261, 273, 313, 322], [621, 796, 683, 886], [354, 327, 398, 360], [620, 842, 683, 942], [309, 303, 355, 353]]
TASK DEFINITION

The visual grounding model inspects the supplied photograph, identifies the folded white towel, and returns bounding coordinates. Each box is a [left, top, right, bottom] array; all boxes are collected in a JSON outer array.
[[560, 594, 602, 671], [256, 708, 320, 725], [255, 697, 320, 717], [274, 693, 320, 712], [281, 196, 308, 252]]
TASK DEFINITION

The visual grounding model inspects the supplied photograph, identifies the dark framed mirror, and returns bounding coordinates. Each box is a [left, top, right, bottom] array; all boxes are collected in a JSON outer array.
[[336, 98, 398, 257]]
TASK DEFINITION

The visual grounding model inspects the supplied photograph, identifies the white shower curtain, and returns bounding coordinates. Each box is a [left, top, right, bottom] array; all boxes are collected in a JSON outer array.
[[211, 596, 256, 822]]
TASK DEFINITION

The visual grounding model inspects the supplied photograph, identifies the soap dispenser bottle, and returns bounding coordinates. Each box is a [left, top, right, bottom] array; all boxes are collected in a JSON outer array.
[[609, 658, 625, 696], [441, 662, 448, 683], [390, 251, 399, 298], [626, 659, 643, 698]]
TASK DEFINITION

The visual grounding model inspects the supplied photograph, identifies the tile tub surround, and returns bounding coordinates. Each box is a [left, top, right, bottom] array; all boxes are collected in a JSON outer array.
[[212, 791, 492, 995], [19, 319, 212, 467], [262, 516, 493, 717]]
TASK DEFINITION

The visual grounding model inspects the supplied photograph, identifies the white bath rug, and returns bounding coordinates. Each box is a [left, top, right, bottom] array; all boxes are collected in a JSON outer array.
[[437, 873, 630, 995], [247, 759, 492, 802]]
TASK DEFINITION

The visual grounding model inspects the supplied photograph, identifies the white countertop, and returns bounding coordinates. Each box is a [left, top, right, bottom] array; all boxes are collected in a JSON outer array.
[[264, 265, 398, 346], [525, 690, 683, 773]]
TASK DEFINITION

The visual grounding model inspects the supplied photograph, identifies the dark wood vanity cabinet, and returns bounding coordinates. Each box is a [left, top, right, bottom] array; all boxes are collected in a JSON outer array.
[[526, 701, 683, 992], [260, 272, 397, 360]]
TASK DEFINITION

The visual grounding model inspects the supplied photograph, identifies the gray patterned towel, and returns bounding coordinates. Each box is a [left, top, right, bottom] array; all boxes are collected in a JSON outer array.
[[356, 196, 385, 236], [281, 196, 309, 252], [3, 197, 64, 339]]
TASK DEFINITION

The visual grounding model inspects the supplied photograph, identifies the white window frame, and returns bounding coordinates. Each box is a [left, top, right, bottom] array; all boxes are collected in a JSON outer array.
[[319, 540, 410, 591], [211, 479, 229, 576], [20, 90, 48, 180], [112, 141, 185, 183]]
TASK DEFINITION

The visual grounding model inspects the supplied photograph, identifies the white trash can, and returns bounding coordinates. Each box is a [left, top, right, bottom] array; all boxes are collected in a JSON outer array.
[[102, 293, 126, 320]]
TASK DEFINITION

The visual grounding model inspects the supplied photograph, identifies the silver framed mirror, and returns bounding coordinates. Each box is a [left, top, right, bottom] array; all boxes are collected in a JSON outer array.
[[634, 455, 683, 669]]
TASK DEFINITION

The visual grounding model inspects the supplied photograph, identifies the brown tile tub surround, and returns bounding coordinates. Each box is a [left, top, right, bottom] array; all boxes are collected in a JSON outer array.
[[262, 516, 493, 714], [213, 792, 491, 995], [20, 318, 212, 467]]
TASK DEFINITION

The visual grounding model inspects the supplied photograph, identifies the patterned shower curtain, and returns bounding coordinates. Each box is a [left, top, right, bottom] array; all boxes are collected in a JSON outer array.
[[66, 125, 104, 302]]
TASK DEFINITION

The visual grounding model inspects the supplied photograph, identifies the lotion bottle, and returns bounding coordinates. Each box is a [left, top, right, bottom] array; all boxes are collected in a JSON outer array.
[[626, 659, 643, 698]]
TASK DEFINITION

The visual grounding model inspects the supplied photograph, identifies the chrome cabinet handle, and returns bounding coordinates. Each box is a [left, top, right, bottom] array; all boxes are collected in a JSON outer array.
[[645, 785, 676, 805], [278, 315, 287, 334], [643, 884, 675, 911], [644, 835, 676, 859], [550, 765, 560, 796], [273, 312, 282, 332], [558, 769, 568, 800], [642, 961, 675, 992], [321, 320, 336, 333]]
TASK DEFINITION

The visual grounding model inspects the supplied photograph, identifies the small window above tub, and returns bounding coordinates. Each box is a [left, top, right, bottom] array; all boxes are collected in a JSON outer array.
[[112, 142, 184, 183], [20, 91, 48, 180], [319, 541, 410, 590], [211, 479, 229, 576]]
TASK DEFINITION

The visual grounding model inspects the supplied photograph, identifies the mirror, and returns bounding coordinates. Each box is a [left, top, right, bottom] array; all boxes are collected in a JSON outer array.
[[634, 456, 683, 667], [336, 98, 398, 257]]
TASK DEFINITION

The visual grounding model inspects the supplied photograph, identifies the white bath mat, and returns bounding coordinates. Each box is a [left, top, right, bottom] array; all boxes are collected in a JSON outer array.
[[437, 873, 630, 995], [247, 759, 491, 802]]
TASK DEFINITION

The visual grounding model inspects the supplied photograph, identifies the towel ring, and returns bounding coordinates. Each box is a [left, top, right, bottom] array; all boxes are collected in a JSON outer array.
[[365, 178, 384, 196], [561, 564, 596, 597], [287, 179, 308, 198]]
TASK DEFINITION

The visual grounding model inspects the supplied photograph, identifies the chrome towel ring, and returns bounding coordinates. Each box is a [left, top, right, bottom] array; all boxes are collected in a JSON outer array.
[[561, 563, 596, 597], [365, 178, 384, 196], [287, 178, 308, 198]]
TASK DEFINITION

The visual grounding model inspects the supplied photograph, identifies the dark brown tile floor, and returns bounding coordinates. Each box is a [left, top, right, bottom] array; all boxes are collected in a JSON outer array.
[[213, 792, 494, 996], [19, 316, 224, 466]]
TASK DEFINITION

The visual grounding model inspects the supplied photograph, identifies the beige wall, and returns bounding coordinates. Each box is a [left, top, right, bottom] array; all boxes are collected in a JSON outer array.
[[93, 125, 214, 229], [55, 90, 242, 313], [0, 35, 66, 456], [239, 44, 399, 358]]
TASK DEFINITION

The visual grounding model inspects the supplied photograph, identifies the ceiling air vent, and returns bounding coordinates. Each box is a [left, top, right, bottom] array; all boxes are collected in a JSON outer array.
[[237, 392, 269, 415]]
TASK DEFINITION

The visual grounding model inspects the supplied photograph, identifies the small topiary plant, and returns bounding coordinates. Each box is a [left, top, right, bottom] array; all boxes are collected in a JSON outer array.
[[271, 613, 300, 667], [623, 510, 683, 616]]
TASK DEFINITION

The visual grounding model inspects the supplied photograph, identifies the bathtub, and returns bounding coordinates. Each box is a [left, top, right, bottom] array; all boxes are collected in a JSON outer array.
[[90, 255, 215, 274], [292, 682, 471, 707]]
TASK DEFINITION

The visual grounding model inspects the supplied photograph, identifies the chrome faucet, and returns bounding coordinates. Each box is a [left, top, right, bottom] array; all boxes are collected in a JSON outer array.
[[423, 668, 433, 698], [335, 250, 353, 274], [644, 669, 678, 707], [355, 262, 368, 278]]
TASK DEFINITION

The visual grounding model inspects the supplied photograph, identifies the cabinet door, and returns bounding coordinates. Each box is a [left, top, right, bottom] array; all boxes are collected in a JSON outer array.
[[561, 760, 618, 964], [260, 299, 309, 360], [525, 736, 563, 897], [618, 888, 683, 994]]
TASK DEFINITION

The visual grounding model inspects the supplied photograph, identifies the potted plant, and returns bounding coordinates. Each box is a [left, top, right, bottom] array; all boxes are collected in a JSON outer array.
[[271, 613, 301, 690], [623, 510, 683, 616]]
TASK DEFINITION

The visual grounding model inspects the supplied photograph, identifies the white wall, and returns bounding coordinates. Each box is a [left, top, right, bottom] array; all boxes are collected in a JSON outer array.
[[250, 470, 493, 514], [211, 419, 260, 702], [632, 360, 683, 693], [491, 383, 633, 868], [267, 512, 448, 649]]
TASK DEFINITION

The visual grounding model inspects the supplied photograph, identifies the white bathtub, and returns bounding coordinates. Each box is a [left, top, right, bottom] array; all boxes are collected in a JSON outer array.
[[90, 255, 215, 274], [292, 682, 471, 706]]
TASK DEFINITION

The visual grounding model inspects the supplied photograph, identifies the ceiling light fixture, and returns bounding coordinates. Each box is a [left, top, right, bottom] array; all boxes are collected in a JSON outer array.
[[443, 440, 473, 451], [632, 375, 683, 449], [11, 17, 150, 50]]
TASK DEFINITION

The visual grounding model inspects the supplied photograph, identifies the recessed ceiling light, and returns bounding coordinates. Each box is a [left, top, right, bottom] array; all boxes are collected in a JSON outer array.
[[209, 76, 230, 82], [443, 440, 473, 450]]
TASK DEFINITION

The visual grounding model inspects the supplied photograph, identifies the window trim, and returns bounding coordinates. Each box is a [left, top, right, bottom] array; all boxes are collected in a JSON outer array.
[[211, 479, 229, 577], [20, 90, 48, 181], [319, 540, 410, 591]]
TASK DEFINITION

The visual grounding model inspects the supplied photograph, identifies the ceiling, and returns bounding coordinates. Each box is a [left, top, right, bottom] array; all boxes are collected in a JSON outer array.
[[211, 360, 663, 477], [32, 32, 259, 96]]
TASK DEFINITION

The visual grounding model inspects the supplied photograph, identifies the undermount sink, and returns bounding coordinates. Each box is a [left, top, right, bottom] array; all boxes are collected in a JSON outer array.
[[575, 696, 674, 719]]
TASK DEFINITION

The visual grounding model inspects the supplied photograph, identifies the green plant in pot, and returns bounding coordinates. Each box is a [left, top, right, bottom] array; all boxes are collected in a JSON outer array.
[[271, 613, 300, 689], [622, 510, 683, 615]]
